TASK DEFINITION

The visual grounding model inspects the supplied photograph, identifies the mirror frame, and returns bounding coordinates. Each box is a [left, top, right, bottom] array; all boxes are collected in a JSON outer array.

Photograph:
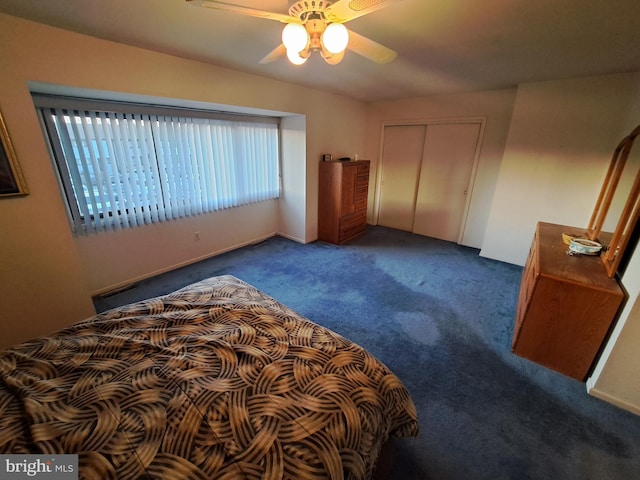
[[587, 124, 640, 277]]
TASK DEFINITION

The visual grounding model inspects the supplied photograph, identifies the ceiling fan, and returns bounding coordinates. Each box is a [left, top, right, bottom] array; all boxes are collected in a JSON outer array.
[[186, 0, 400, 65]]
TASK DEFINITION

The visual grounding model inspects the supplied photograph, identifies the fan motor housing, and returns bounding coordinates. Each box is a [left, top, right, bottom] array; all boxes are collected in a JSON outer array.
[[289, 0, 333, 21]]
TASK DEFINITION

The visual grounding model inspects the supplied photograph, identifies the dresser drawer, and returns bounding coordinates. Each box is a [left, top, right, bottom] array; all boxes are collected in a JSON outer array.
[[340, 211, 366, 229], [354, 185, 368, 209], [339, 211, 366, 242], [356, 164, 370, 177], [339, 221, 366, 243], [522, 241, 538, 304]]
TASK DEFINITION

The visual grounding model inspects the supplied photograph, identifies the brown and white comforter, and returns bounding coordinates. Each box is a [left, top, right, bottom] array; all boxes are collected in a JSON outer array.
[[0, 275, 418, 479]]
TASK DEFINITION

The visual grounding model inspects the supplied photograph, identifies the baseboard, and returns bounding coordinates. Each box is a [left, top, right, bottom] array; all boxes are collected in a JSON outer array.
[[92, 232, 278, 297], [276, 231, 308, 244], [586, 380, 640, 416]]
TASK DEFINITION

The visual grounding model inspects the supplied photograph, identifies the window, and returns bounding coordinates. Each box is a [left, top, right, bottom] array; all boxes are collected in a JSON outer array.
[[35, 96, 280, 234]]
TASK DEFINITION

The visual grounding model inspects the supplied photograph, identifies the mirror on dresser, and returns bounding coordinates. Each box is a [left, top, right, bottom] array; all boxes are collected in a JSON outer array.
[[586, 124, 640, 277]]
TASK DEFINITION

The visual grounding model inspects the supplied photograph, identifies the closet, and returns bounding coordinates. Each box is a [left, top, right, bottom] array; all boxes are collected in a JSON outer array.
[[377, 120, 483, 243]]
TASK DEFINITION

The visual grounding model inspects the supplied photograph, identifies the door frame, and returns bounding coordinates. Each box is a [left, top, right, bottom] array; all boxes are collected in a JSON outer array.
[[373, 116, 486, 245]]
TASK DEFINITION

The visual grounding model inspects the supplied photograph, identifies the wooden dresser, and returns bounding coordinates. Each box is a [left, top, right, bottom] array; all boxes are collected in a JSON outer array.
[[318, 160, 370, 244], [511, 222, 624, 381]]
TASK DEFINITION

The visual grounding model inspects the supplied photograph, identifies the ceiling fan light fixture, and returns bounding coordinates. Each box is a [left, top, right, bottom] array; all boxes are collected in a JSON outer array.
[[191, 0, 398, 67], [322, 49, 345, 65], [286, 48, 308, 65], [321, 23, 349, 54], [282, 23, 308, 53]]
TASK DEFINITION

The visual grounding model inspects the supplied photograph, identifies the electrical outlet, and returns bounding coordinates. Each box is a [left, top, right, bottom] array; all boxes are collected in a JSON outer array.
[[194, 232, 200, 241]]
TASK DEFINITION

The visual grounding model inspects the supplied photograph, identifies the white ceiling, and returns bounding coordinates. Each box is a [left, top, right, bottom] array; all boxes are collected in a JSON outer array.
[[1, 0, 639, 102]]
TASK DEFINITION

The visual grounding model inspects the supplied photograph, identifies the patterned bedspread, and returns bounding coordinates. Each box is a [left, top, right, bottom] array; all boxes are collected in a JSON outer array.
[[0, 275, 418, 479]]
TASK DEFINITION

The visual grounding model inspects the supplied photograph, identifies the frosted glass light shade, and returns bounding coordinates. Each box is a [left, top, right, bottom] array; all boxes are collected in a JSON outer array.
[[286, 48, 308, 65], [323, 50, 345, 65], [321, 23, 349, 54], [282, 23, 308, 53]]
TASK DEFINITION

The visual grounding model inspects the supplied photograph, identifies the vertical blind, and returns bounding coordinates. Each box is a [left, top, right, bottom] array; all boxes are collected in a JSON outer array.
[[36, 98, 280, 235]]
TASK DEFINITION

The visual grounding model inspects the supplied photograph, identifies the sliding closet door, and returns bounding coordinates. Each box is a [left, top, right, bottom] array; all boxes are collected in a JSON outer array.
[[413, 123, 481, 242], [377, 124, 426, 231]]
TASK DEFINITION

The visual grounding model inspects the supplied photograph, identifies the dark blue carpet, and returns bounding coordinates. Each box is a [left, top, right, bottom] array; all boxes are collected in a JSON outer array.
[[95, 226, 640, 480]]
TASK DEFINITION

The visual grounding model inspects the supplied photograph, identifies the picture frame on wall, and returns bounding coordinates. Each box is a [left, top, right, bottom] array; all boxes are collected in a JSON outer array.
[[0, 110, 28, 197]]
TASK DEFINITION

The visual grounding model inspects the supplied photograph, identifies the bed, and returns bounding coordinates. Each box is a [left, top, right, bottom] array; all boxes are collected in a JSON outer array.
[[0, 275, 418, 479]]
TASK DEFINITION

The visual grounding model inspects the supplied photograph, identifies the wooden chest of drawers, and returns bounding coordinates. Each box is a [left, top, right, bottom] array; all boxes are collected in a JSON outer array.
[[318, 160, 370, 244], [511, 222, 624, 381]]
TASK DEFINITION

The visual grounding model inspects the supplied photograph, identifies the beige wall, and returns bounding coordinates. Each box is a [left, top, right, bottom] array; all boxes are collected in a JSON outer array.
[[480, 73, 640, 265], [366, 89, 517, 248], [0, 13, 368, 347]]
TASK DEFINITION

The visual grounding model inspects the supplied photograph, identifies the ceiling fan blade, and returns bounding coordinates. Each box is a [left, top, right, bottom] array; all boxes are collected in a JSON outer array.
[[347, 30, 397, 64], [260, 44, 286, 64], [186, 0, 293, 23], [324, 0, 402, 23]]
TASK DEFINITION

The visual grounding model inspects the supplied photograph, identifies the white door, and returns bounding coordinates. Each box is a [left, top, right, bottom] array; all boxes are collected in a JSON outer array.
[[377, 124, 426, 231], [377, 121, 481, 242], [413, 123, 481, 242]]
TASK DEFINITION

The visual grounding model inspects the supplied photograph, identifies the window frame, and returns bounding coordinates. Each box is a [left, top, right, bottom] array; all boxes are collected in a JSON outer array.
[[34, 94, 281, 235]]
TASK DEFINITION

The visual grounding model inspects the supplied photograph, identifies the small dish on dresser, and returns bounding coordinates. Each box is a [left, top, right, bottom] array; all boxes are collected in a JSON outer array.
[[568, 238, 602, 255]]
